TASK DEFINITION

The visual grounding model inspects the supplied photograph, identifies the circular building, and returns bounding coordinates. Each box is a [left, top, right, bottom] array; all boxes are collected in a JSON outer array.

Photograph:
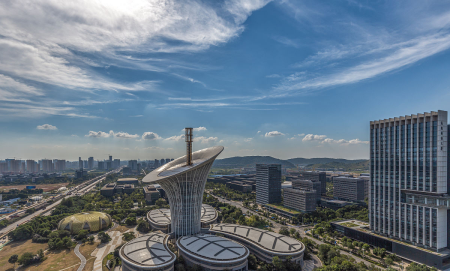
[[120, 233, 176, 271], [177, 234, 249, 271], [147, 208, 171, 232], [209, 224, 305, 265], [143, 143, 224, 237], [147, 204, 218, 233], [58, 211, 112, 234]]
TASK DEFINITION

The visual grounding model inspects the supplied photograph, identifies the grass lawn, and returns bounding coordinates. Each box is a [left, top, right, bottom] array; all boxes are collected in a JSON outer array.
[[80, 241, 100, 271], [0, 239, 48, 271], [266, 204, 301, 215], [114, 225, 135, 233], [340, 222, 359, 228]]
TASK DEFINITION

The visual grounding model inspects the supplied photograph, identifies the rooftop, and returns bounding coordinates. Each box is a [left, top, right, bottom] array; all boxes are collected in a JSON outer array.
[[120, 233, 175, 268], [177, 234, 248, 262], [143, 146, 224, 184], [210, 224, 304, 254], [147, 204, 217, 225]]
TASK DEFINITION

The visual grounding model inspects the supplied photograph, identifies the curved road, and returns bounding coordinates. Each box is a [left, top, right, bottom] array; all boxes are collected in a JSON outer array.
[[75, 243, 86, 271]]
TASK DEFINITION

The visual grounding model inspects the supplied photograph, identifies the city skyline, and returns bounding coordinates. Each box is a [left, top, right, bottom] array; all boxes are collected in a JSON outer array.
[[2, 1, 450, 160]]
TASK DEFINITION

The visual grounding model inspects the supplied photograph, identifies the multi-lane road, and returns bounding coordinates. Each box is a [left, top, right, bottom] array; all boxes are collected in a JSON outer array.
[[0, 169, 120, 235]]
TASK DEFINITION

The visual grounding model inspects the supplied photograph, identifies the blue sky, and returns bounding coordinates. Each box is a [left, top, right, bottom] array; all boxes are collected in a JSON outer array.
[[1, 0, 450, 160]]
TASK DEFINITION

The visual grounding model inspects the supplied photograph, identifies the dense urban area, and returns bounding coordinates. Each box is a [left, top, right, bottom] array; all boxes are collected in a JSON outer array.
[[0, 134, 443, 271]]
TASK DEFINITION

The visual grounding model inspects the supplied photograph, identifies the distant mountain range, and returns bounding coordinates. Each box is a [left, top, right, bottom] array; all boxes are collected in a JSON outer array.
[[212, 156, 369, 171]]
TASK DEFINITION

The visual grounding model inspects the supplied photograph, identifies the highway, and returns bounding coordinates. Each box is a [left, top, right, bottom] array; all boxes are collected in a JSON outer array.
[[0, 169, 120, 235]]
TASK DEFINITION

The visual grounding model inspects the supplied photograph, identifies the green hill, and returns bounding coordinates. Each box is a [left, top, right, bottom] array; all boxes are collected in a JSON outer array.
[[213, 156, 296, 168]]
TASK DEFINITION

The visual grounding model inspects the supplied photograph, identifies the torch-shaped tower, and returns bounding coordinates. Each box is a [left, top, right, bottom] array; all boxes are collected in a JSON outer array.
[[143, 128, 223, 237]]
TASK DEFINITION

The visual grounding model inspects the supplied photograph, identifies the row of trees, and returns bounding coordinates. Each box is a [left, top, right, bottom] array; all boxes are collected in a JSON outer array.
[[293, 205, 369, 225], [8, 249, 45, 268]]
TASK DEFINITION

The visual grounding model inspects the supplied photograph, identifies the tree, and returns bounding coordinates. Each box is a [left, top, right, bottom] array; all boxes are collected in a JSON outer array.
[[248, 254, 257, 270], [38, 249, 44, 259], [8, 254, 18, 269], [289, 228, 296, 237], [76, 229, 89, 240], [385, 257, 394, 266], [125, 216, 137, 226], [98, 231, 111, 243], [279, 226, 290, 236], [362, 244, 370, 255], [137, 219, 150, 233], [18, 252, 34, 266], [272, 256, 286, 271], [155, 198, 167, 207], [123, 232, 135, 241], [406, 262, 438, 271]]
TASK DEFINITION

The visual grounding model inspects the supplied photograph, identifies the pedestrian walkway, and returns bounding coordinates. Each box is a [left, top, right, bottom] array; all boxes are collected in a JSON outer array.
[[303, 260, 315, 271], [74, 243, 86, 271], [92, 231, 122, 271]]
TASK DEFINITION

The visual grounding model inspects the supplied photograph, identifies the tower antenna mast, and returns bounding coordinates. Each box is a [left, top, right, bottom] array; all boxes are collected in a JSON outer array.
[[185, 127, 193, 166]]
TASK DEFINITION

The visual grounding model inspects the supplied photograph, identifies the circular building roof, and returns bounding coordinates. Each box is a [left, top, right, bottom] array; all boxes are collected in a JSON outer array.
[[120, 233, 175, 269], [142, 146, 224, 184], [177, 234, 249, 264], [147, 204, 217, 226], [58, 211, 111, 234], [209, 224, 304, 255]]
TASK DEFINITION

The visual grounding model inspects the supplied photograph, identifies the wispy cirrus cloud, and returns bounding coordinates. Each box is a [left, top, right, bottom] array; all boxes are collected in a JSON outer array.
[[272, 1, 450, 97]]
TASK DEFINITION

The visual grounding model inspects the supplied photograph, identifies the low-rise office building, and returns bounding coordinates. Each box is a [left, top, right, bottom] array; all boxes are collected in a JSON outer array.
[[333, 176, 365, 202], [292, 179, 321, 203], [283, 188, 316, 212], [120, 233, 176, 271], [226, 181, 252, 193], [100, 183, 136, 196], [209, 224, 304, 265], [143, 185, 160, 204], [147, 204, 218, 233], [117, 178, 139, 185], [177, 234, 249, 271]]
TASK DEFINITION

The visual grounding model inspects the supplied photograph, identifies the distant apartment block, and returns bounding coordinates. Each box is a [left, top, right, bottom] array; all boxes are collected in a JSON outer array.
[[256, 164, 282, 205], [284, 188, 317, 212], [333, 176, 365, 202], [41, 159, 53, 173]]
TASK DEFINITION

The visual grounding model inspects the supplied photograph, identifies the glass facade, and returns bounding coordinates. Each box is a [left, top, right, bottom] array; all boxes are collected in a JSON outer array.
[[370, 111, 448, 250]]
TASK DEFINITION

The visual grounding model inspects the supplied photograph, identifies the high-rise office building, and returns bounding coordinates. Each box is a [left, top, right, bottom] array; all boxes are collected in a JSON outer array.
[[79, 157, 83, 169], [109, 155, 112, 163], [0, 162, 7, 173], [5, 158, 14, 171], [370, 110, 449, 251], [11, 160, 21, 173], [98, 161, 105, 170], [256, 164, 282, 205], [333, 176, 365, 202], [154, 159, 160, 168], [88, 157, 94, 170], [292, 179, 321, 203], [160, 158, 165, 166], [299, 171, 327, 195]]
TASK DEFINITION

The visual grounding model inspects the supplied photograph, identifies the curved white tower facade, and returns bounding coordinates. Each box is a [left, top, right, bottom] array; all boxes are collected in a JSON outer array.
[[143, 136, 223, 237]]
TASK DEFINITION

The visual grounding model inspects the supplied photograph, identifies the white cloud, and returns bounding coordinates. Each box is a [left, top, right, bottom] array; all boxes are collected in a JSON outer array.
[[265, 131, 285, 137], [302, 134, 327, 141], [37, 124, 57, 130], [85, 131, 110, 138], [114, 131, 139, 139], [142, 132, 160, 140], [195, 136, 218, 144], [244, 138, 253, 142], [165, 135, 184, 142], [302, 134, 368, 145]]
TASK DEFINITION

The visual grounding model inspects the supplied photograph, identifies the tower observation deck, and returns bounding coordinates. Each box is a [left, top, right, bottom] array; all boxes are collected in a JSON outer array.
[[143, 128, 224, 237]]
